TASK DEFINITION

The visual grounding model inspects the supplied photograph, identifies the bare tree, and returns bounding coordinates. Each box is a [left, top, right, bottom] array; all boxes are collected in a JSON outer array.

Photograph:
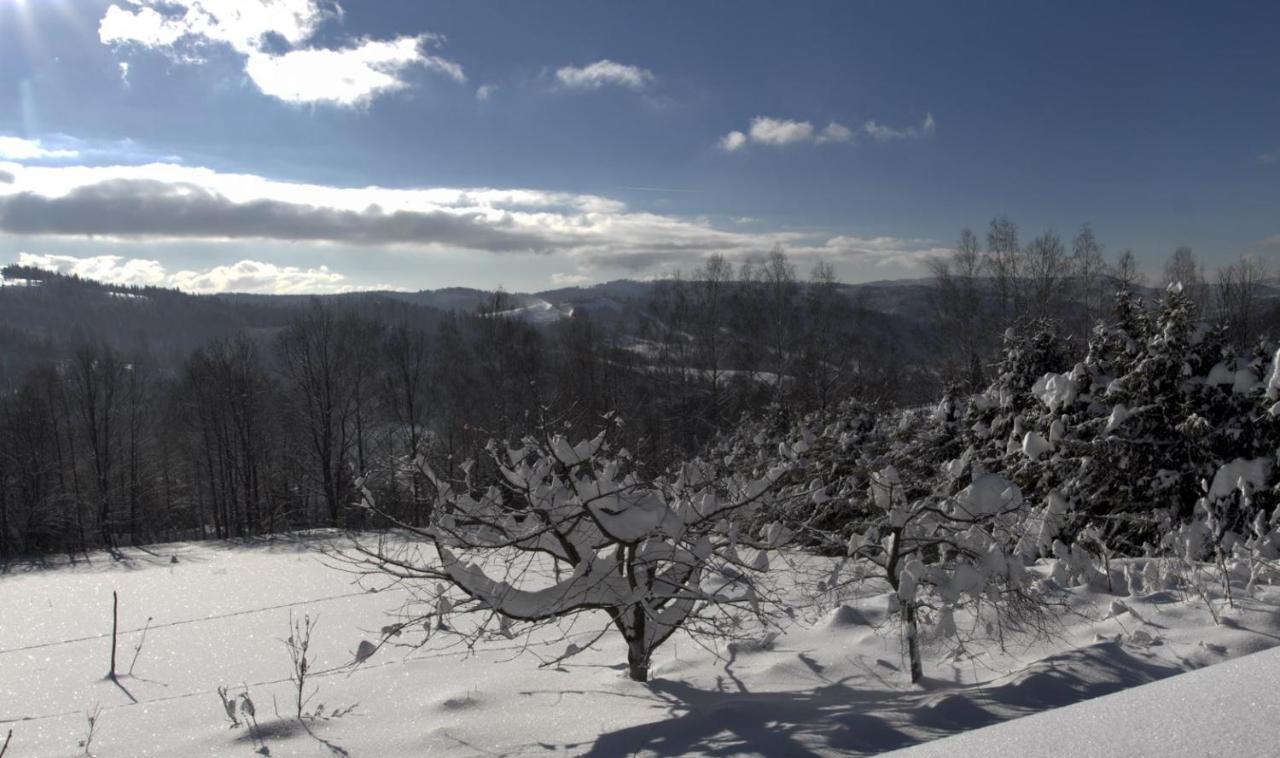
[[371, 326, 432, 524], [929, 227, 988, 389], [986, 215, 1022, 325], [761, 246, 798, 385], [1216, 255, 1270, 351], [1023, 230, 1070, 322], [473, 289, 545, 444], [797, 261, 854, 412], [276, 303, 369, 526], [68, 345, 125, 549], [179, 335, 276, 538], [1112, 248, 1145, 293], [1071, 223, 1107, 331], [1164, 246, 1210, 318], [690, 254, 735, 430]]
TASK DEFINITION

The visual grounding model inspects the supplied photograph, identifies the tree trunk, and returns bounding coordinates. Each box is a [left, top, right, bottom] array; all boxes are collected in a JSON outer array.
[[903, 601, 923, 684], [626, 637, 650, 682]]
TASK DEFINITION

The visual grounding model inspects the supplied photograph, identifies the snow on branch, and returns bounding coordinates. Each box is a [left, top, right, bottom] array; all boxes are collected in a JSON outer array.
[[347, 424, 795, 681]]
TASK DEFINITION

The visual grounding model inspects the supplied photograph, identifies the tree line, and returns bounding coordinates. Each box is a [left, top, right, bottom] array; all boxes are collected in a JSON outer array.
[[0, 258, 884, 560], [928, 217, 1276, 390], [0, 231, 1274, 560]]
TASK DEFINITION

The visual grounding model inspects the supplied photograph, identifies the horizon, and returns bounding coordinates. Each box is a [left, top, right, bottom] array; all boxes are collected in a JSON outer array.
[[1, 1, 1278, 295], [2, 258, 944, 297]]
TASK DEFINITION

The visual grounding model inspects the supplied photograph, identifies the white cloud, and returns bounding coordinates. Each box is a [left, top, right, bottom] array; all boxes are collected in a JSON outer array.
[[720, 112, 935, 152], [794, 235, 950, 268], [16, 252, 358, 294], [98, 0, 463, 106], [475, 84, 498, 101], [0, 134, 179, 167], [169, 259, 354, 293], [0, 161, 940, 276], [1259, 149, 1279, 165], [749, 117, 815, 146], [818, 122, 854, 143], [718, 116, 853, 150], [99, 4, 192, 49], [863, 112, 936, 142], [718, 130, 747, 152], [18, 253, 168, 286], [555, 60, 654, 91], [0, 136, 79, 161], [245, 36, 462, 107], [99, 0, 332, 55]]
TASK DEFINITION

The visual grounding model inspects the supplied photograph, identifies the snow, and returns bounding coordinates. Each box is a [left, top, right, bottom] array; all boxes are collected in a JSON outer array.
[[1103, 403, 1130, 434], [1207, 457, 1273, 501], [1205, 361, 1235, 386], [1032, 372, 1077, 411], [1203, 361, 1262, 393], [1021, 430, 1051, 460], [953, 472, 1022, 518], [1267, 348, 1280, 401], [487, 298, 573, 325], [3, 538, 1280, 756], [886, 645, 1280, 758], [629, 362, 793, 388]]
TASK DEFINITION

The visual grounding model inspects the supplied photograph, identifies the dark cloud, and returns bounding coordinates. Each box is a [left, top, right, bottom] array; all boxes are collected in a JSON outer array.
[[0, 179, 565, 253]]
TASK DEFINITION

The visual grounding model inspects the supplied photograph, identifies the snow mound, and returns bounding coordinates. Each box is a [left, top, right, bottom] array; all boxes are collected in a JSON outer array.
[[826, 604, 871, 629]]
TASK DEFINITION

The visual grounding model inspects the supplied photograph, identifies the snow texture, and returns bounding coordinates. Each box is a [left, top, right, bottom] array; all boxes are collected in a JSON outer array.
[[887, 645, 1280, 758], [3, 538, 1280, 756]]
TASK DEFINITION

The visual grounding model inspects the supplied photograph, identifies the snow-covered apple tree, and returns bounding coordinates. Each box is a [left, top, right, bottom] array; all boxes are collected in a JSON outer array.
[[348, 422, 794, 682], [826, 461, 1047, 683], [715, 405, 1052, 684]]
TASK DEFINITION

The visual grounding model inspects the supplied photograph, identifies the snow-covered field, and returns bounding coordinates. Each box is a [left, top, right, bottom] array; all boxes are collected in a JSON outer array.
[[888, 644, 1280, 757], [3, 535, 1279, 756]]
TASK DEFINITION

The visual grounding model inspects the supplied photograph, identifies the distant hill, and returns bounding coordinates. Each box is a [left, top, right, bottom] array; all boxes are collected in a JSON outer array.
[[0, 266, 952, 381], [9, 265, 1273, 386]]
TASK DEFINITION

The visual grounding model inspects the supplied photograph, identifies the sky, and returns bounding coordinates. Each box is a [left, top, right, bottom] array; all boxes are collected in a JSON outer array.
[[0, 0, 1277, 294]]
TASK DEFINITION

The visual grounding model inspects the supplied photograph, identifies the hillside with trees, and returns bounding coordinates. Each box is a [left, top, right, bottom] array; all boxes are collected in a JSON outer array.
[[1, 223, 1277, 561]]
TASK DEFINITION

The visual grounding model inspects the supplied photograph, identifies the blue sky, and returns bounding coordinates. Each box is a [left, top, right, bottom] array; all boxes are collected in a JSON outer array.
[[0, 0, 1276, 293]]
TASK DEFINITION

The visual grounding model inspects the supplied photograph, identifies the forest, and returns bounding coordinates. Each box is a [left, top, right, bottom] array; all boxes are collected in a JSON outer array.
[[0, 218, 1276, 565]]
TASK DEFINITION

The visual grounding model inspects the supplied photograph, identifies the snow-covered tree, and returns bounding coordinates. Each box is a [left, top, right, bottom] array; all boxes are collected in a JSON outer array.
[[976, 285, 1279, 556], [712, 399, 1052, 684], [348, 422, 793, 681], [818, 461, 1047, 683]]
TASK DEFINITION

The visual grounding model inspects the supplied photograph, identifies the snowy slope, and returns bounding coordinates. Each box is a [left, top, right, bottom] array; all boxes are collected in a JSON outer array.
[[2, 538, 1279, 756], [887, 645, 1280, 758], [488, 297, 574, 324]]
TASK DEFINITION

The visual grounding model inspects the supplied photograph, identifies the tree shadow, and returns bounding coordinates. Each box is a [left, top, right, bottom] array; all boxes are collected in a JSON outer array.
[[970, 640, 1181, 711], [582, 674, 928, 757], [583, 640, 1185, 756]]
